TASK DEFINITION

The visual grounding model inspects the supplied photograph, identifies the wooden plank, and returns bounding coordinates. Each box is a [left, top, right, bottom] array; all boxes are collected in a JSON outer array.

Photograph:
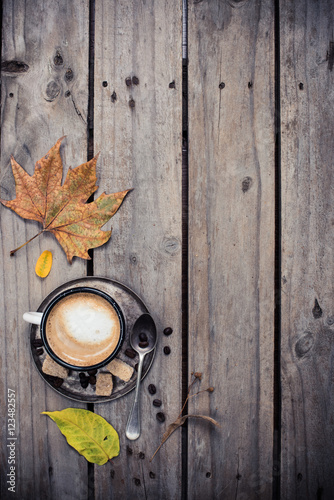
[[93, 1, 183, 498], [280, 1, 334, 498], [0, 1, 89, 498], [187, 1, 275, 498]]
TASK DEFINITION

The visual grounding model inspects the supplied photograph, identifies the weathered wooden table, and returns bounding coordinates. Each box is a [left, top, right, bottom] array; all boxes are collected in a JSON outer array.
[[1, 1, 333, 499]]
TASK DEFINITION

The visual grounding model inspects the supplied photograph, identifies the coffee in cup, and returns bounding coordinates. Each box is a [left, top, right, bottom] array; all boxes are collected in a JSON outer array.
[[23, 287, 125, 370], [45, 292, 121, 367]]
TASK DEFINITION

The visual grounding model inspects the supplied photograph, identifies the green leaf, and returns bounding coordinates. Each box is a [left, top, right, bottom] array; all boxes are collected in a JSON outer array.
[[42, 408, 120, 465]]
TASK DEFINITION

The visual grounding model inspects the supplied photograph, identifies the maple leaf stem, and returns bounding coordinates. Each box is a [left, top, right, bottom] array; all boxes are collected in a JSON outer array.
[[10, 230, 44, 256]]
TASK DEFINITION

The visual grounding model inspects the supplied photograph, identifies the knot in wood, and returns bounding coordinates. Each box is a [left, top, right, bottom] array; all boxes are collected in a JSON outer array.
[[162, 237, 180, 255], [65, 68, 74, 82], [54, 50, 63, 66], [130, 254, 137, 264], [228, 0, 250, 8], [312, 298, 322, 318], [242, 176, 253, 193], [295, 332, 314, 358], [45, 80, 61, 101], [1, 60, 29, 74], [326, 316, 334, 326]]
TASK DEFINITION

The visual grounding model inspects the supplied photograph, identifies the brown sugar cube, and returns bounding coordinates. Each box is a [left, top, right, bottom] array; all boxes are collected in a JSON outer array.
[[96, 373, 113, 396], [105, 358, 134, 382], [42, 355, 69, 379]]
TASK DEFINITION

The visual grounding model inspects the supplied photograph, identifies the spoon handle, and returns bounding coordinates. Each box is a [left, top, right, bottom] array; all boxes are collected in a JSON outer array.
[[126, 352, 145, 440]]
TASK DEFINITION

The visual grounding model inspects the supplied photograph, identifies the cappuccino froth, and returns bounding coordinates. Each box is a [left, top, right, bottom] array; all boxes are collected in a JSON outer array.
[[46, 292, 121, 367]]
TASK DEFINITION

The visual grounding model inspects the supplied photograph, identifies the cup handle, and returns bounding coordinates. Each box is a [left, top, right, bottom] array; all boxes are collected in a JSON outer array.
[[23, 312, 43, 325]]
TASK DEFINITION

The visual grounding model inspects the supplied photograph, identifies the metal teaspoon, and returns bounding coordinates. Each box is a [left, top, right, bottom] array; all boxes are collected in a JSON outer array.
[[125, 313, 157, 440]]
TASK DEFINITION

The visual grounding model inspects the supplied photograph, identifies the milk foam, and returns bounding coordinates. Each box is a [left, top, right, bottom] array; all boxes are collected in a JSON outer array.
[[60, 304, 117, 344], [46, 292, 121, 367]]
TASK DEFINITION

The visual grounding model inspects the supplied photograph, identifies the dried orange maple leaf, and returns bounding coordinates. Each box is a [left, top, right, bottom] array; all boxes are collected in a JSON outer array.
[[0, 137, 131, 263]]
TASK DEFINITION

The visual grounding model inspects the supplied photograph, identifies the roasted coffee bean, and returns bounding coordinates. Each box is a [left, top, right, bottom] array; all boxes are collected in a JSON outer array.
[[79, 372, 86, 379], [163, 346, 171, 355], [148, 384, 156, 395], [36, 348, 44, 356], [163, 327, 173, 336], [125, 348, 136, 359], [53, 377, 63, 388], [139, 341, 149, 348], [89, 375, 96, 385], [87, 369, 97, 376], [32, 338, 43, 348], [80, 379, 89, 389], [133, 478, 141, 486], [153, 399, 162, 407], [139, 332, 148, 342], [149, 471, 156, 479], [156, 412, 165, 423], [138, 452, 145, 460]]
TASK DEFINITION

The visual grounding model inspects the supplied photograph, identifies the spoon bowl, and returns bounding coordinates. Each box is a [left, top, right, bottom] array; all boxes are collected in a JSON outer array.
[[130, 313, 157, 354], [126, 313, 157, 440]]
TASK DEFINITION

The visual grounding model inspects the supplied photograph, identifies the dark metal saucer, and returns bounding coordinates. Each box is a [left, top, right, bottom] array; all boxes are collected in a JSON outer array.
[[29, 277, 156, 403]]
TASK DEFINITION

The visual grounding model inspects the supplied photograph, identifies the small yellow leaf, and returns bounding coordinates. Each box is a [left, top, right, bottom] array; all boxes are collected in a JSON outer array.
[[35, 250, 52, 278], [42, 408, 120, 465]]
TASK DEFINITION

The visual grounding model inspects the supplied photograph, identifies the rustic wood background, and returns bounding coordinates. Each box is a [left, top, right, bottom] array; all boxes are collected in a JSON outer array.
[[0, 1, 333, 499]]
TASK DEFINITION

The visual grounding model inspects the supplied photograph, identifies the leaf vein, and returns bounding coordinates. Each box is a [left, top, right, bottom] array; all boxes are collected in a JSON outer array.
[[57, 416, 110, 460]]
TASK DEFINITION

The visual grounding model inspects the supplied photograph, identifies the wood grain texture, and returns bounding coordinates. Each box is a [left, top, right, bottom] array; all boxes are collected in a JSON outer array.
[[93, 1, 183, 498], [0, 1, 89, 498], [187, 1, 275, 498], [280, 1, 334, 498]]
